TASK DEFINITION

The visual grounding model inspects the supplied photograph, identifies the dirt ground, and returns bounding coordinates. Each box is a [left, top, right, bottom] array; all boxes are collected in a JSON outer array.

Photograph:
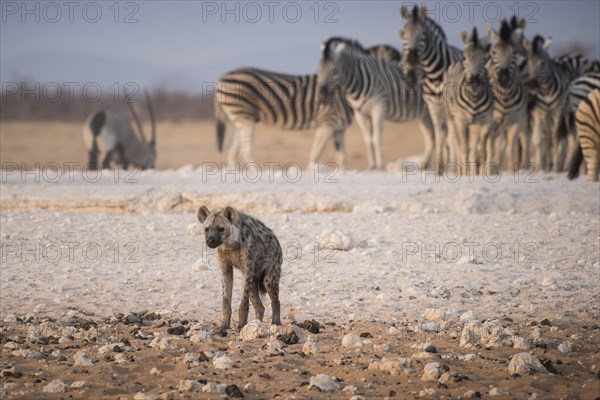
[[0, 120, 424, 171]]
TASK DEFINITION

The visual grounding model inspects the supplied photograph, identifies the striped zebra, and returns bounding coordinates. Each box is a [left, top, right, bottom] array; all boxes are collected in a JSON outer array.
[[486, 19, 529, 171], [526, 35, 596, 172], [214, 45, 402, 169], [442, 27, 494, 174], [566, 73, 600, 181], [318, 37, 433, 170], [400, 5, 463, 174]]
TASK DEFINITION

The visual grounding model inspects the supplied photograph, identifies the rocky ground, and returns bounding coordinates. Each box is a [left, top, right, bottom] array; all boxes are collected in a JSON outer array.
[[1, 309, 599, 399]]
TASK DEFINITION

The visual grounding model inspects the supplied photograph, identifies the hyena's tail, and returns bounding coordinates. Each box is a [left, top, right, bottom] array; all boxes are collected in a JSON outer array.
[[258, 271, 267, 294], [215, 102, 227, 153]]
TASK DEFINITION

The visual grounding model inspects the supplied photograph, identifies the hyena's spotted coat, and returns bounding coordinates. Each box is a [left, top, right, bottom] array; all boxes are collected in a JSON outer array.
[[197, 206, 282, 336]]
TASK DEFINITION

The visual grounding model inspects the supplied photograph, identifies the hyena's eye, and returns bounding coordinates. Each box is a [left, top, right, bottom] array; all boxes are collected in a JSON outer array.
[[218, 227, 225, 232], [204, 227, 209, 232]]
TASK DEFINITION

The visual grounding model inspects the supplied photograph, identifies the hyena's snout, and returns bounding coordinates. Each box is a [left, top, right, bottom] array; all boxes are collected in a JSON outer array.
[[206, 234, 222, 248]]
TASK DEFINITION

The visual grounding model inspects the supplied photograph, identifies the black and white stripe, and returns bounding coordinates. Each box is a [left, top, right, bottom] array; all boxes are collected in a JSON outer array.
[[487, 19, 529, 170], [566, 72, 600, 181], [215, 68, 353, 168], [400, 5, 463, 173], [318, 37, 431, 170], [443, 27, 494, 173]]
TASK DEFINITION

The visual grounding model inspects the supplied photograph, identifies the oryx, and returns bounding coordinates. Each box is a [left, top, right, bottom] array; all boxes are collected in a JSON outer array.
[[82, 91, 156, 169]]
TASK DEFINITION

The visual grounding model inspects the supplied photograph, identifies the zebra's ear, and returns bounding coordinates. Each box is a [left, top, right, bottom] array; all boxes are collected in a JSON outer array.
[[487, 25, 499, 43], [400, 5, 408, 19], [460, 31, 469, 46], [543, 36, 553, 50], [197, 206, 210, 224], [320, 42, 326, 54], [419, 6, 427, 21]]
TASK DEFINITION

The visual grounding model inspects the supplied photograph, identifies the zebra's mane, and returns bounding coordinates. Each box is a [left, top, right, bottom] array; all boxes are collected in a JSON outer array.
[[499, 20, 512, 44], [322, 37, 366, 60], [422, 15, 447, 43], [531, 35, 547, 55]]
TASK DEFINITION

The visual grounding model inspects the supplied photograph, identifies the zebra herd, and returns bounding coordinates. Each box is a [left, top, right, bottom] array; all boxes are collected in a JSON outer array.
[[212, 5, 600, 181], [82, 6, 599, 182]]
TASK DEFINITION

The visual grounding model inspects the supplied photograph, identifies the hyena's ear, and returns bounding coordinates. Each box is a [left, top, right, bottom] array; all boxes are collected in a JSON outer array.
[[223, 206, 239, 224], [197, 205, 210, 223]]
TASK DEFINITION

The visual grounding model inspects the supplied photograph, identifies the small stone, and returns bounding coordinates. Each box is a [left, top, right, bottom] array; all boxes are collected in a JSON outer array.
[[178, 379, 201, 392], [243, 382, 255, 392], [43, 379, 68, 393], [296, 319, 320, 334], [239, 320, 269, 341], [70, 381, 86, 389], [464, 390, 480, 398], [540, 318, 552, 326], [318, 229, 354, 251], [73, 351, 94, 367], [490, 387, 514, 396], [343, 385, 358, 394], [189, 330, 213, 343], [309, 374, 339, 391], [302, 337, 319, 356], [512, 336, 533, 350], [419, 388, 438, 397], [125, 314, 142, 325], [508, 353, 547, 375], [167, 325, 186, 335], [557, 341, 572, 354], [460, 310, 478, 322], [277, 331, 299, 345], [202, 383, 227, 394], [423, 308, 446, 321], [369, 357, 413, 375], [225, 384, 244, 398], [12, 349, 44, 360], [412, 351, 434, 360], [213, 353, 233, 369], [421, 362, 448, 381], [342, 334, 363, 348], [388, 326, 400, 335], [133, 392, 155, 400]]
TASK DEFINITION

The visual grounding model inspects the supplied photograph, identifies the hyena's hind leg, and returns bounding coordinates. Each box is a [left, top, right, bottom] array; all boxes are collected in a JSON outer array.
[[249, 279, 265, 322], [263, 273, 281, 326]]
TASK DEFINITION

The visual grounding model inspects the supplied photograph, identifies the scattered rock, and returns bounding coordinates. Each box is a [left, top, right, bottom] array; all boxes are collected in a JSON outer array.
[[411, 342, 436, 353], [202, 383, 227, 394], [43, 379, 68, 393], [125, 314, 142, 325], [318, 229, 354, 251], [489, 387, 514, 396], [421, 362, 448, 381], [369, 357, 413, 375], [529, 326, 548, 347], [277, 331, 299, 345], [296, 319, 320, 334], [167, 325, 186, 335], [213, 353, 233, 369], [150, 367, 161, 375], [302, 336, 319, 356], [178, 379, 201, 392], [225, 384, 244, 398], [309, 374, 339, 391], [243, 382, 255, 392], [463, 390, 481, 398], [189, 330, 213, 343], [239, 320, 269, 341], [12, 349, 44, 360], [557, 341, 572, 354], [342, 334, 364, 348], [70, 381, 86, 389], [512, 336, 533, 350], [508, 353, 547, 375], [460, 319, 514, 348], [540, 318, 552, 326], [460, 310, 478, 322], [73, 351, 94, 367], [419, 388, 438, 397], [423, 308, 446, 321]]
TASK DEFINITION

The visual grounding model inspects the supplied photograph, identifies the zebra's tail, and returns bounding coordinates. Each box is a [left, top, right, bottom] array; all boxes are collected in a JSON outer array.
[[215, 102, 227, 153], [88, 111, 106, 170], [567, 144, 583, 180]]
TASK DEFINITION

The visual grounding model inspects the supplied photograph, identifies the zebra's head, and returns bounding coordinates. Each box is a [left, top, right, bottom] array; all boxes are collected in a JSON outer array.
[[460, 27, 490, 85], [488, 19, 522, 88], [399, 5, 429, 68], [318, 37, 366, 91], [526, 35, 553, 82]]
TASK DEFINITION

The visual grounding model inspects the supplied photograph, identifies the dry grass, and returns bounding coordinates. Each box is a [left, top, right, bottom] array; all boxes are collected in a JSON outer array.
[[0, 120, 425, 170]]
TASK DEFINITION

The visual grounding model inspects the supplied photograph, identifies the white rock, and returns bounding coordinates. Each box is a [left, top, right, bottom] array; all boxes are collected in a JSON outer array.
[[460, 320, 514, 348], [202, 383, 227, 394], [508, 353, 547, 375], [558, 341, 572, 354], [43, 379, 68, 393], [239, 320, 269, 340], [178, 379, 201, 392], [73, 351, 94, 367], [421, 362, 445, 381], [183, 353, 200, 363], [343, 385, 358, 394], [341, 334, 363, 348], [529, 326, 548, 346], [412, 351, 434, 360], [150, 337, 176, 350], [368, 357, 413, 375], [243, 382, 256, 391], [150, 367, 161, 375], [464, 390, 479, 398], [114, 353, 128, 364], [4, 341, 19, 350], [309, 374, 339, 391], [70, 381, 86, 389], [189, 330, 213, 343], [213, 353, 233, 369], [302, 336, 319, 356], [12, 349, 44, 359], [3, 314, 20, 323], [460, 310, 478, 322], [133, 392, 156, 400], [419, 388, 438, 397], [317, 229, 354, 251], [490, 387, 514, 396], [423, 308, 446, 321], [459, 353, 477, 362], [388, 326, 400, 335], [373, 343, 391, 352], [512, 336, 533, 350]]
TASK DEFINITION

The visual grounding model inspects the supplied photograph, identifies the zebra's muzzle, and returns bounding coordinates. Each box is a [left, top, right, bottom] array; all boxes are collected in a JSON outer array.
[[406, 50, 419, 67]]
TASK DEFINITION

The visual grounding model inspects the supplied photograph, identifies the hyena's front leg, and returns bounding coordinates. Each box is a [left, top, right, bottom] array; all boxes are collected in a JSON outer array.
[[220, 264, 233, 336]]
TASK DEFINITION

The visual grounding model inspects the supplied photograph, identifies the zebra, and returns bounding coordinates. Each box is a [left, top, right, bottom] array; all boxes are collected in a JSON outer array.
[[214, 45, 402, 170], [82, 91, 156, 170], [367, 44, 401, 63], [486, 19, 529, 171], [400, 5, 463, 174], [566, 73, 600, 181], [526, 35, 596, 172], [442, 27, 494, 174], [318, 37, 433, 170]]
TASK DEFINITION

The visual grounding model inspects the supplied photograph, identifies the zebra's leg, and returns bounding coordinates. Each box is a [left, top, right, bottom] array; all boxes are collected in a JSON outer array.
[[308, 125, 333, 169], [238, 123, 256, 165], [581, 136, 600, 182], [429, 105, 447, 175], [530, 110, 548, 171], [505, 123, 519, 171], [226, 125, 241, 169], [417, 112, 435, 169], [455, 121, 469, 176], [550, 113, 567, 173], [354, 112, 375, 170], [371, 104, 386, 170], [333, 129, 347, 170], [516, 115, 530, 170]]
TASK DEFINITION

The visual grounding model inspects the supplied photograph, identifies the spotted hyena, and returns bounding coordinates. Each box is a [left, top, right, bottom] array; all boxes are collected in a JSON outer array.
[[197, 205, 282, 336]]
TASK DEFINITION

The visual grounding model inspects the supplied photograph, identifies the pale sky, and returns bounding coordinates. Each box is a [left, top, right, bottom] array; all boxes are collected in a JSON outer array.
[[1, 1, 599, 92]]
